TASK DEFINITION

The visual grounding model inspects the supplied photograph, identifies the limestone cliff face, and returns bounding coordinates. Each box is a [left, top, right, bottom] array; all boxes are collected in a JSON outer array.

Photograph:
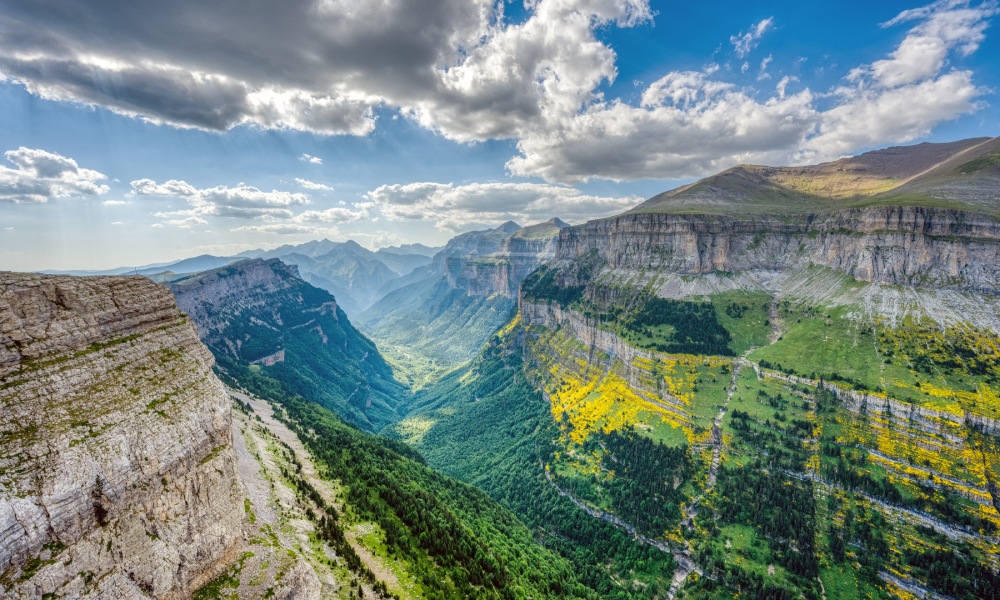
[[169, 258, 318, 340], [0, 272, 244, 599], [458, 220, 567, 298], [556, 207, 1000, 293]]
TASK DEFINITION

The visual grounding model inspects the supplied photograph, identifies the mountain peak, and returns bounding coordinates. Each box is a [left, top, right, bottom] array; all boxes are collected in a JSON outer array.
[[493, 220, 522, 235]]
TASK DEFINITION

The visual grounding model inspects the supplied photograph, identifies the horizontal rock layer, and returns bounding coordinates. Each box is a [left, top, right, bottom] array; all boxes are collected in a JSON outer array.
[[556, 207, 1000, 293], [0, 272, 243, 599]]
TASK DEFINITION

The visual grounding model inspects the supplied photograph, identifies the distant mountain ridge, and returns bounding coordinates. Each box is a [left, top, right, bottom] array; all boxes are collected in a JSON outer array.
[[240, 239, 435, 314], [41, 254, 245, 277], [635, 136, 1000, 216], [359, 218, 569, 369], [167, 257, 406, 431]]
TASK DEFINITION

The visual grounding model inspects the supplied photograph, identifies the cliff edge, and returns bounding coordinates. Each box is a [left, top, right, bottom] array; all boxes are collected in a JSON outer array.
[[0, 272, 244, 598]]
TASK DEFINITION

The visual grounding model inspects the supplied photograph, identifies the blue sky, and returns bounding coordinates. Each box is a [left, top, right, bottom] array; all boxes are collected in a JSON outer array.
[[0, 0, 998, 270]]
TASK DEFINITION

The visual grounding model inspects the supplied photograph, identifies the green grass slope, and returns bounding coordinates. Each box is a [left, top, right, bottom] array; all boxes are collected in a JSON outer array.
[[631, 136, 1000, 217], [218, 369, 594, 599]]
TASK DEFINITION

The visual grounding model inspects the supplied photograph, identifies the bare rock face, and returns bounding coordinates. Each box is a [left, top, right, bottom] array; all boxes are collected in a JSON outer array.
[[557, 207, 1000, 293], [458, 219, 569, 298], [0, 273, 244, 598]]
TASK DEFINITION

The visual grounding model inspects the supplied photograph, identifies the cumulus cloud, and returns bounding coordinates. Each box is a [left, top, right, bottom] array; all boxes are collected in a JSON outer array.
[[131, 178, 310, 226], [730, 17, 774, 58], [296, 203, 373, 222], [508, 73, 817, 182], [403, 0, 652, 141], [0, 0, 652, 144], [0, 147, 109, 203], [508, 0, 996, 182], [0, 0, 491, 134], [366, 181, 638, 230], [230, 202, 374, 234], [294, 178, 333, 191], [798, 0, 997, 161], [1, 0, 993, 186]]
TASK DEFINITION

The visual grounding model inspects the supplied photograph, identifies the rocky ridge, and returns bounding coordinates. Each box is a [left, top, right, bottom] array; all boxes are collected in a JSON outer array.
[[168, 257, 406, 432], [462, 218, 570, 297]]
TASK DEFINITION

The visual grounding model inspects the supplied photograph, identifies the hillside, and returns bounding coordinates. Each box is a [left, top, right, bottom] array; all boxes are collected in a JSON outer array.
[[0, 271, 605, 599], [0, 273, 312, 598], [392, 140, 1000, 599], [634, 136, 1000, 217], [167, 258, 407, 432]]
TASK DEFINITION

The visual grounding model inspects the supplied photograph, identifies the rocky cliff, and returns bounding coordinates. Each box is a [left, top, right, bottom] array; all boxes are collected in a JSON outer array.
[[168, 258, 406, 432], [555, 206, 1000, 293], [0, 272, 244, 599], [359, 219, 567, 367], [463, 218, 569, 297]]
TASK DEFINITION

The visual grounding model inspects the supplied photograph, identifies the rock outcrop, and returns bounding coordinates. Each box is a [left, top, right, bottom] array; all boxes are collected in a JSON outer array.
[[463, 219, 569, 297], [0, 272, 244, 598], [556, 207, 1000, 293]]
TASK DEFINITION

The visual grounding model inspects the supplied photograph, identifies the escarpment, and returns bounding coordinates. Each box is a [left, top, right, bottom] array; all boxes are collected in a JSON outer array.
[[0, 272, 244, 598], [556, 206, 1000, 292], [456, 218, 569, 298]]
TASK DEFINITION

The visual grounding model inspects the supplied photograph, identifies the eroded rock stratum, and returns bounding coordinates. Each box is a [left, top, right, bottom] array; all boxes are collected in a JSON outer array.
[[0, 272, 244, 598]]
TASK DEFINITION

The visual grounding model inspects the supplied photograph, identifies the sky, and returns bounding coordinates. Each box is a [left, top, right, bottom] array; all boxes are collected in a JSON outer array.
[[1, 0, 998, 271]]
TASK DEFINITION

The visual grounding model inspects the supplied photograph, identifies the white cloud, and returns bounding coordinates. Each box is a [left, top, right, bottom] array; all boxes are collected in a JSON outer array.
[[366, 181, 639, 231], [233, 223, 339, 235], [0, 147, 109, 203], [102, 199, 131, 206], [131, 178, 310, 226], [865, 0, 997, 87], [296, 203, 373, 223], [508, 72, 817, 182], [730, 17, 774, 58], [758, 55, 773, 80], [508, 0, 995, 182], [299, 153, 323, 165], [294, 178, 334, 191], [229, 200, 373, 235], [403, 0, 653, 141]]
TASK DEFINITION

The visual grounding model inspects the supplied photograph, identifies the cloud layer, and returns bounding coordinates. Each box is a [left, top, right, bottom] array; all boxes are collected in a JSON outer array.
[[367, 181, 639, 231], [0, 147, 109, 203], [128, 175, 636, 234], [1, 0, 994, 185], [507, 0, 997, 182]]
